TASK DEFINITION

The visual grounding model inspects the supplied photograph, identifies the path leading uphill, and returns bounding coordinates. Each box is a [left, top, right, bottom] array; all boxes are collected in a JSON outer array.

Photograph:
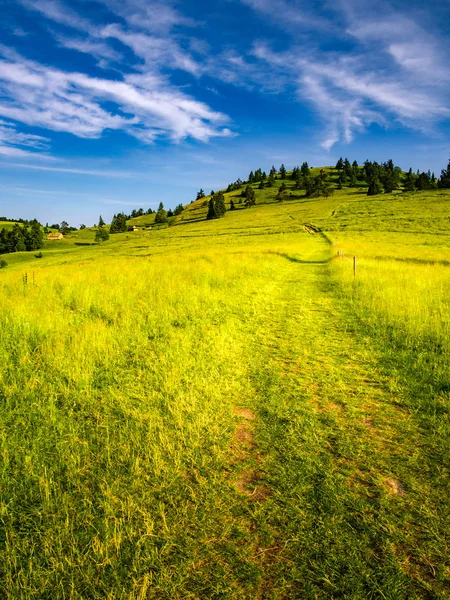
[[228, 234, 448, 599]]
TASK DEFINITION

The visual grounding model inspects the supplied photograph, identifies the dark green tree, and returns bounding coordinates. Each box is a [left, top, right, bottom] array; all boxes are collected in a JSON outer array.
[[60, 221, 70, 235], [98, 215, 105, 227], [416, 172, 432, 190], [336, 157, 344, 170], [155, 202, 168, 224], [206, 192, 226, 219], [367, 177, 383, 195], [95, 227, 110, 242], [267, 172, 275, 187], [110, 213, 127, 233], [300, 162, 310, 177], [196, 189, 205, 200], [439, 159, 450, 189], [244, 185, 256, 207], [404, 168, 416, 192], [343, 158, 352, 178], [279, 164, 286, 179]]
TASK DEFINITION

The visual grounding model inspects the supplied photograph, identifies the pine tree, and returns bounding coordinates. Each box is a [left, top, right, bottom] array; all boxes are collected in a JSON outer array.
[[60, 221, 70, 235], [110, 213, 127, 233], [244, 185, 256, 207], [155, 202, 168, 223], [196, 189, 205, 200], [279, 164, 286, 179], [439, 159, 450, 189], [277, 189, 287, 202], [343, 158, 352, 178], [98, 215, 105, 228], [367, 177, 383, 196], [416, 172, 431, 190], [258, 181, 264, 189], [404, 168, 416, 192], [300, 162, 310, 177], [248, 171, 254, 183], [207, 192, 227, 219], [215, 192, 226, 216], [267, 172, 275, 187], [25, 220, 44, 250], [336, 157, 344, 170], [230, 199, 236, 210], [207, 198, 218, 220]]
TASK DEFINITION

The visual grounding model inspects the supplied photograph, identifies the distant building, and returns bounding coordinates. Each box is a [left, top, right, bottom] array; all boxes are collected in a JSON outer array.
[[128, 226, 138, 231], [47, 232, 64, 240]]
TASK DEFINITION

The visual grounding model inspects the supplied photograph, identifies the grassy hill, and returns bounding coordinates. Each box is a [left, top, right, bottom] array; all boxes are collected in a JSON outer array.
[[1, 175, 449, 598]]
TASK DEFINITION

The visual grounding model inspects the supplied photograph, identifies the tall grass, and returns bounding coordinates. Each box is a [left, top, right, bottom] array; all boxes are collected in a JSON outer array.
[[1, 186, 450, 597]]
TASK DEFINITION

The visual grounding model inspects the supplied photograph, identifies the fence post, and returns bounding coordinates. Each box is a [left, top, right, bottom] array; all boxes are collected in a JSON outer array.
[[353, 256, 357, 279]]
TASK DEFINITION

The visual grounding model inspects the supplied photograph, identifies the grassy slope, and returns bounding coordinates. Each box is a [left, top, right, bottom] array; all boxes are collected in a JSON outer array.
[[1, 177, 450, 598]]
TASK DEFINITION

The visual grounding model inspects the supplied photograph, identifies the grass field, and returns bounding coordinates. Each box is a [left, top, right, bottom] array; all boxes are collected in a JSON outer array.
[[1, 179, 449, 598]]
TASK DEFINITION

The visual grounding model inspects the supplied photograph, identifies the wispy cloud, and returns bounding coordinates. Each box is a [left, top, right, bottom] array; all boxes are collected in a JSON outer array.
[[238, 0, 450, 148], [0, 119, 52, 158], [0, 162, 138, 177], [0, 47, 232, 148], [19, 0, 93, 31]]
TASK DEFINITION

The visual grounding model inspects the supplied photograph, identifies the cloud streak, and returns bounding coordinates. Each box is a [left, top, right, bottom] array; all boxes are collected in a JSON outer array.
[[239, 0, 450, 148]]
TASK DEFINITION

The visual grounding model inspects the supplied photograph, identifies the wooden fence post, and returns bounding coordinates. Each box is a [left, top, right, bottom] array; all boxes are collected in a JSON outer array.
[[353, 256, 357, 279]]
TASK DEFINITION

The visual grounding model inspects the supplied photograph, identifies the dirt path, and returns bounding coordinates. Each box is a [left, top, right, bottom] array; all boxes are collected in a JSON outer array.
[[229, 235, 448, 598]]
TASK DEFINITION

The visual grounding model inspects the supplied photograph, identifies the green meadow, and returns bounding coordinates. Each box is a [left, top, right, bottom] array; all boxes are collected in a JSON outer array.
[[1, 173, 450, 598]]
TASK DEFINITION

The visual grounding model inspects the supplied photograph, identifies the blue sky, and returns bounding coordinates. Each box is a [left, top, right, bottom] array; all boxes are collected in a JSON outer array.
[[0, 0, 449, 225]]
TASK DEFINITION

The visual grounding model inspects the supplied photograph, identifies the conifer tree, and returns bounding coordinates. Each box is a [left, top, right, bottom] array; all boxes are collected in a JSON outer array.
[[367, 177, 383, 195], [206, 198, 218, 220], [404, 168, 416, 192], [279, 164, 286, 179], [300, 162, 310, 177], [206, 192, 226, 220], [98, 215, 105, 228], [267, 172, 275, 187], [244, 185, 256, 207], [439, 159, 450, 189], [155, 202, 168, 223], [336, 157, 344, 170]]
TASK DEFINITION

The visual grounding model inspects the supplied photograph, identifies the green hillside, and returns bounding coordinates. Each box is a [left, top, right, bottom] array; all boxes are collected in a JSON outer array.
[[1, 174, 450, 598]]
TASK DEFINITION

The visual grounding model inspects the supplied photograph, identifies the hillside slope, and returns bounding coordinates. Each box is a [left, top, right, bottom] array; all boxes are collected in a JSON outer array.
[[0, 179, 449, 598]]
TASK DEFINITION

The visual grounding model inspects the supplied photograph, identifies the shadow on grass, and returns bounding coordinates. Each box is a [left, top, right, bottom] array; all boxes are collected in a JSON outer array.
[[74, 242, 95, 246], [268, 251, 332, 265]]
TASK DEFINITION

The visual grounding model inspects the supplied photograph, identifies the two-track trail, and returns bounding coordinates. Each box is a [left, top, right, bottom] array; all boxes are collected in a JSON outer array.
[[229, 234, 449, 599]]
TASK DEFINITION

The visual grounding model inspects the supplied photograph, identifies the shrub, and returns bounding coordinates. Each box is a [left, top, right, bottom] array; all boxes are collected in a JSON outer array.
[[95, 227, 110, 243], [0, 258, 7, 268]]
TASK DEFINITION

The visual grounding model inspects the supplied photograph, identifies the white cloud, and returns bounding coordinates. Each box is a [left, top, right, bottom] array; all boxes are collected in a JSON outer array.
[[0, 162, 138, 177], [56, 35, 123, 64], [0, 120, 52, 159], [0, 49, 232, 148], [19, 0, 93, 31], [239, 0, 450, 148]]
